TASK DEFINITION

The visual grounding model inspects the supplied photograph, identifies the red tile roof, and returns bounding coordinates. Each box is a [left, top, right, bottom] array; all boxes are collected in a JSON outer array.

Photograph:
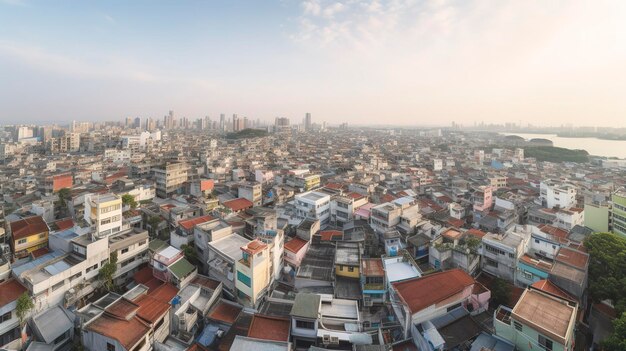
[[0, 279, 27, 307], [134, 295, 170, 324], [105, 299, 140, 319], [247, 315, 290, 341], [191, 275, 222, 290], [466, 228, 486, 239], [208, 300, 243, 324], [242, 239, 267, 255], [284, 237, 308, 253], [531, 280, 576, 302], [133, 265, 164, 292], [223, 198, 254, 212], [149, 283, 179, 303], [392, 269, 475, 314], [10, 216, 48, 240], [555, 247, 589, 269], [86, 314, 149, 350], [52, 218, 75, 231], [362, 258, 385, 276], [320, 230, 342, 241], [30, 247, 50, 258], [179, 215, 214, 231]]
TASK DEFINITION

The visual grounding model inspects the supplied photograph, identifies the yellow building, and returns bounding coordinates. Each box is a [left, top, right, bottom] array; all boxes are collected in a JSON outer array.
[[9, 216, 49, 258], [235, 240, 271, 308], [335, 242, 361, 278]]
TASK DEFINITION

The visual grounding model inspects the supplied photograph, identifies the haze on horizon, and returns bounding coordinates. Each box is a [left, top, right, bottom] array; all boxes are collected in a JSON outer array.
[[1, 0, 626, 127]]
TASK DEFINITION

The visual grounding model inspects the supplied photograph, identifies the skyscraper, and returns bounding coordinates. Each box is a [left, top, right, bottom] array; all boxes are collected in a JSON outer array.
[[305, 113, 312, 131], [220, 113, 225, 132]]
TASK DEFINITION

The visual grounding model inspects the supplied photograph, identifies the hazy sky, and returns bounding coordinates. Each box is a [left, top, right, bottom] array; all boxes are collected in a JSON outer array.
[[1, 0, 626, 127]]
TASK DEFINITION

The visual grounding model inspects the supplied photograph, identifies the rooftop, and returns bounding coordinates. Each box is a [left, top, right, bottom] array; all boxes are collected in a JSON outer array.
[[0, 278, 27, 307], [290, 293, 320, 319], [10, 215, 48, 240], [511, 289, 576, 345], [247, 314, 290, 342], [392, 269, 475, 314]]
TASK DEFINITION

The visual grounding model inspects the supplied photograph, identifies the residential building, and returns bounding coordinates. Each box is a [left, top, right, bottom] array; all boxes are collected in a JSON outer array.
[[611, 189, 626, 237], [153, 162, 189, 198], [207, 234, 251, 298], [28, 305, 75, 351], [540, 181, 577, 209], [238, 182, 262, 206], [584, 201, 610, 233], [482, 228, 530, 282], [495, 288, 577, 351], [370, 202, 401, 234], [84, 193, 123, 240], [9, 215, 49, 259], [295, 191, 331, 226], [390, 269, 490, 339], [0, 279, 27, 347], [361, 258, 386, 307], [235, 240, 272, 308]]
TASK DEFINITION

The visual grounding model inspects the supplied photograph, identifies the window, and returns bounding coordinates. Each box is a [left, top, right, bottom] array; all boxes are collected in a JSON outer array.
[[121, 248, 129, 254], [538, 335, 553, 351], [348, 266, 354, 272], [107, 342, 115, 351], [138, 240, 146, 246], [485, 258, 498, 268], [522, 271, 533, 280], [69, 272, 82, 281], [38, 233, 46, 239], [52, 280, 65, 291], [237, 271, 251, 287], [296, 320, 315, 329], [86, 264, 98, 273], [1, 311, 11, 323], [53, 330, 70, 345], [485, 245, 506, 256], [446, 302, 462, 312], [17, 238, 27, 245], [513, 321, 523, 331]]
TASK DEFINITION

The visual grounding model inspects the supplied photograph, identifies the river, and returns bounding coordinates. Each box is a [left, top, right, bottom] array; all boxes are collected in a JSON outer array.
[[502, 133, 626, 159]]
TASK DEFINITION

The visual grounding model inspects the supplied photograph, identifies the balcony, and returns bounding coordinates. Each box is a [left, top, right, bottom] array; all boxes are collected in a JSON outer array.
[[363, 283, 385, 291]]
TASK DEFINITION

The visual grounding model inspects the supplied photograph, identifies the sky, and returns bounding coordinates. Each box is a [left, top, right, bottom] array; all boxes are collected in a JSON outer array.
[[1, 0, 626, 127]]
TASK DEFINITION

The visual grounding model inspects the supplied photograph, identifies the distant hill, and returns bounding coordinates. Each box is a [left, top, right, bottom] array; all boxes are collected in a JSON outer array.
[[226, 128, 269, 139], [523, 146, 589, 163]]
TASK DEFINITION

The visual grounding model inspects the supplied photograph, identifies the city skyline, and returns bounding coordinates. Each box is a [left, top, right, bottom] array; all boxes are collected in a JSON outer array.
[[1, 1, 626, 127]]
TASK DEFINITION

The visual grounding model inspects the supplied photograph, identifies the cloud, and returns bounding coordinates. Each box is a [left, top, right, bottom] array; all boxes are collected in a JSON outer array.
[[0, 0, 28, 6], [103, 14, 116, 24], [0, 40, 212, 87]]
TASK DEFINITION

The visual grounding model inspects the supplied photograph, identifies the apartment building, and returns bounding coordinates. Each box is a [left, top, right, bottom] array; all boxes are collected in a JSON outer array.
[[361, 258, 386, 307], [152, 162, 188, 198], [235, 240, 272, 308], [481, 229, 530, 282], [611, 189, 626, 237], [238, 182, 262, 206], [540, 181, 577, 209], [369, 202, 401, 234], [13, 229, 109, 312], [194, 218, 233, 274], [207, 233, 251, 298], [84, 193, 123, 240], [295, 191, 331, 226]]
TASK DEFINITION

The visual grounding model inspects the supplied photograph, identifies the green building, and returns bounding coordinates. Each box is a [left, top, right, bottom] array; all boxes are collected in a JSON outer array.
[[611, 190, 626, 238], [584, 202, 610, 233], [495, 288, 577, 351]]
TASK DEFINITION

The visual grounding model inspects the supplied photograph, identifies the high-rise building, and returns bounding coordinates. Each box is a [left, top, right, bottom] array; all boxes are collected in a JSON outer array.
[[220, 113, 225, 132], [134, 117, 141, 129], [153, 162, 189, 198], [305, 113, 312, 130], [612, 189, 626, 238]]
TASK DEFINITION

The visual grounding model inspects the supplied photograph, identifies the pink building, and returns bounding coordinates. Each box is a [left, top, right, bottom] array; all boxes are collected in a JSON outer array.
[[473, 185, 493, 212], [283, 237, 310, 269]]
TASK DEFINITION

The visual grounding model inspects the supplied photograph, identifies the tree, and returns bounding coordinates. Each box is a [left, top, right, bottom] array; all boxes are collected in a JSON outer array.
[[602, 312, 626, 351], [491, 278, 511, 309], [16, 292, 34, 328], [147, 216, 162, 237], [181, 244, 198, 265], [55, 187, 71, 218], [121, 194, 138, 209], [584, 232, 626, 314], [98, 252, 118, 292]]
